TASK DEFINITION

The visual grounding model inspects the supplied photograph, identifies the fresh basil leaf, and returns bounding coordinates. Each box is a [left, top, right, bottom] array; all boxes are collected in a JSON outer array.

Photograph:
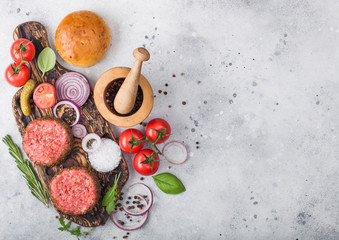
[[38, 47, 56, 77], [102, 172, 121, 212], [106, 202, 115, 215], [152, 172, 186, 194], [58, 227, 65, 231]]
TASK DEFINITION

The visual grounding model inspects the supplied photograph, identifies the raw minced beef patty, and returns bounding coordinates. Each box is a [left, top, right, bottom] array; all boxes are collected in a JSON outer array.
[[50, 168, 100, 215], [23, 117, 73, 166]]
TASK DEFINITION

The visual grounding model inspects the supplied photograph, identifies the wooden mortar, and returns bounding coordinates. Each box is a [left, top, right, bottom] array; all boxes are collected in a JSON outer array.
[[94, 67, 153, 127]]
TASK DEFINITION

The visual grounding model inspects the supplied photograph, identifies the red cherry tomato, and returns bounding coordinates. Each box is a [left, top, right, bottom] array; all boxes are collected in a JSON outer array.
[[119, 129, 145, 154], [5, 63, 30, 87], [33, 83, 57, 109], [133, 149, 160, 176], [145, 118, 171, 144], [10, 38, 36, 64]]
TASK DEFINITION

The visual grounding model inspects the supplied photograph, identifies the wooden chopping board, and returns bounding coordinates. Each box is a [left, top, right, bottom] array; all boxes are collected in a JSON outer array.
[[11, 21, 129, 227]]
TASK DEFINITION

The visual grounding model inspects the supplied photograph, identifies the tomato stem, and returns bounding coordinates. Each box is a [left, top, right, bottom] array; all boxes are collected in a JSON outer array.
[[140, 152, 159, 171], [127, 130, 144, 154]]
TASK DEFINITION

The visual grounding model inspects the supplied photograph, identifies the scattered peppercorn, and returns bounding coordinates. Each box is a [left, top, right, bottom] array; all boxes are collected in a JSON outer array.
[[117, 203, 122, 207], [168, 105, 172, 108], [164, 91, 168, 95], [55, 216, 59, 219], [126, 201, 130, 204], [197, 81, 201, 84], [118, 220, 125, 225], [168, 166, 172, 169], [172, 74, 176, 77], [127, 206, 135, 210], [196, 146, 200, 149], [165, 83, 168, 87], [180, 73, 184, 76], [158, 90, 162, 93], [140, 177, 144, 181], [128, 196, 131, 200], [119, 207, 123, 211], [123, 235, 128, 239], [127, 232, 130, 235], [196, 141, 199, 144], [182, 101, 186, 105]]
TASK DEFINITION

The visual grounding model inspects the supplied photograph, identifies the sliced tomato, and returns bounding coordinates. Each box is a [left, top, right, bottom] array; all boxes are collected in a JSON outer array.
[[33, 83, 57, 109]]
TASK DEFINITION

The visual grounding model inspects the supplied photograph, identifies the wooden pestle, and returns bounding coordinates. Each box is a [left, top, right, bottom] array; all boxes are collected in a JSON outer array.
[[114, 47, 150, 115]]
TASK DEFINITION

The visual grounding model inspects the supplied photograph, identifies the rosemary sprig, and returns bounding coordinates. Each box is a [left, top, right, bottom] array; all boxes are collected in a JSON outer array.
[[102, 172, 121, 215], [58, 217, 94, 240], [2, 135, 49, 207]]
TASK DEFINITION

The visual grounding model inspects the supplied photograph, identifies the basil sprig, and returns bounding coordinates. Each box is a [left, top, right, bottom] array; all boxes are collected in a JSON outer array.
[[38, 47, 56, 77], [102, 172, 121, 214], [152, 172, 186, 194]]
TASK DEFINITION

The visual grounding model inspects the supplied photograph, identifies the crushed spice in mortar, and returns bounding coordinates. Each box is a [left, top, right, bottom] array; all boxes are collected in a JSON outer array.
[[105, 78, 143, 116]]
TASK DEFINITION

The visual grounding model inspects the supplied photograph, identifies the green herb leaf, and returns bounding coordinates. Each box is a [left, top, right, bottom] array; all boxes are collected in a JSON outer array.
[[58, 217, 94, 240], [152, 172, 186, 194], [38, 47, 56, 77], [2, 135, 49, 207], [102, 172, 121, 215]]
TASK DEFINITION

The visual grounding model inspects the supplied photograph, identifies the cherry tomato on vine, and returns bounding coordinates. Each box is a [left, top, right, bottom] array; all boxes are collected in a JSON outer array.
[[10, 38, 36, 64], [133, 149, 160, 176], [119, 129, 145, 154], [33, 83, 57, 109], [5, 63, 30, 87], [145, 118, 171, 144]]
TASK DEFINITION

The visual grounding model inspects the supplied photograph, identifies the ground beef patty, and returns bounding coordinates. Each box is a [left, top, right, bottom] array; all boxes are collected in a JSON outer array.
[[50, 167, 101, 215], [23, 117, 73, 166]]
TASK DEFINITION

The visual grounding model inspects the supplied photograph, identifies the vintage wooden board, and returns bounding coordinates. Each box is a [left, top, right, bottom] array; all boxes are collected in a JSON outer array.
[[12, 21, 129, 227]]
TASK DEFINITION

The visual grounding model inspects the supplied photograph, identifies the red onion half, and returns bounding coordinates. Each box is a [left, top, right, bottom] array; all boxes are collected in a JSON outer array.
[[122, 183, 153, 216], [110, 195, 149, 231], [53, 100, 81, 127], [55, 72, 90, 107], [162, 141, 188, 164], [72, 124, 87, 138]]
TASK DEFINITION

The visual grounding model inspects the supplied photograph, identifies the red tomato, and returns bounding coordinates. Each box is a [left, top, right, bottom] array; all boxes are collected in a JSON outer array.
[[119, 129, 145, 154], [145, 118, 171, 144], [133, 149, 160, 176], [33, 83, 57, 109], [10, 38, 36, 64], [4, 63, 30, 87]]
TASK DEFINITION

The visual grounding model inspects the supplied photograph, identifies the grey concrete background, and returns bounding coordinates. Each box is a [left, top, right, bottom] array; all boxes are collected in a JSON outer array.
[[0, 0, 338, 239]]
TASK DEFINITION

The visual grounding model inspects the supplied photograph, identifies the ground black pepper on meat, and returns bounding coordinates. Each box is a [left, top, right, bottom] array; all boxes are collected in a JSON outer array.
[[105, 78, 143, 116]]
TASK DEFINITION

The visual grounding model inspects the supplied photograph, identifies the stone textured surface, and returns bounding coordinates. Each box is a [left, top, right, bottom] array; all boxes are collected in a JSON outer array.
[[1, 0, 339, 239]]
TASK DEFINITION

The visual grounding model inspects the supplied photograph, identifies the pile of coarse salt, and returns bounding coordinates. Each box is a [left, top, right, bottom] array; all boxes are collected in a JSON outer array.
[[88, 138, 121, 172]]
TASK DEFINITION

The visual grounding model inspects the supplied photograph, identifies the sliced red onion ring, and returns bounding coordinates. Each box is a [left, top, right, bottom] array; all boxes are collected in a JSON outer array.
[[72, 124, 87, 138], [82, 133, 102, 153], [162, 141, 188, 164], [122, 183, 153, 216], [53, 100, 81, 127], [110, 195, 149, 231], [55, 72, 90, 107]]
